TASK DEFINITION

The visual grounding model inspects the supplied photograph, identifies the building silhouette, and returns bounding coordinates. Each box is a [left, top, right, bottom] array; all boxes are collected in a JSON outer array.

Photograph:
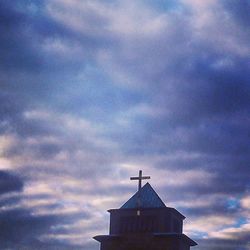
[[94, 170, 197, 250]]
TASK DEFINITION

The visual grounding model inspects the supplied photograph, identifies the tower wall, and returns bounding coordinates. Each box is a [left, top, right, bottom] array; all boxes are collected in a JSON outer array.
[[109, 207, 184, 235]]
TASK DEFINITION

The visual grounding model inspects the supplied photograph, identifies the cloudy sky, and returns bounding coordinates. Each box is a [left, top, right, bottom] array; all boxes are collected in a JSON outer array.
[[0, 0, 250, 249]]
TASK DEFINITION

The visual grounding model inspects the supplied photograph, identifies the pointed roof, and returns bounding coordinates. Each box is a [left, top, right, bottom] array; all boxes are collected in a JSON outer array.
[[121, 183, 166, 209]]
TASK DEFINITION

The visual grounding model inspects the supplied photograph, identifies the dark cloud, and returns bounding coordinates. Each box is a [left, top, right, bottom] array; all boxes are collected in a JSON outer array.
[[0, 209, 54, 245], [0, 171, 83, 248], [0, 170, 23, 194], [222, 0, 250, 27], [0, 208, 86, 249], [0, 192, 91, 249], [0, 1, 44, 72]]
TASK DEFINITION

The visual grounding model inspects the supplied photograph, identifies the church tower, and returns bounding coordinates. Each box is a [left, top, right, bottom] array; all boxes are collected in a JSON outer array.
[[94, 170, 197, 250]]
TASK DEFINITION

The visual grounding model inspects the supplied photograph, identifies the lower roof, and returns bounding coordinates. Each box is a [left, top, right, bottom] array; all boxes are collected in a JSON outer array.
[[154, 232, 197, 246], [93, 233, 197, 246]]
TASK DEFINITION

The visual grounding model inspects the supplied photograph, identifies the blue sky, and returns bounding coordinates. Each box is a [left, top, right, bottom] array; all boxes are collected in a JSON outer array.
[[0, 0, 250, 249]]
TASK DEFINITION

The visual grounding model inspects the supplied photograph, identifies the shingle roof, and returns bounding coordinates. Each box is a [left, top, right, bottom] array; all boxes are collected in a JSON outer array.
[[121, 183, 166, 209]]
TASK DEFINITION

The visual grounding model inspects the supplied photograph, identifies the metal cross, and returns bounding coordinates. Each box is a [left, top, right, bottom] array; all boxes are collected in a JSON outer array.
[[130, 170, 150, 192]]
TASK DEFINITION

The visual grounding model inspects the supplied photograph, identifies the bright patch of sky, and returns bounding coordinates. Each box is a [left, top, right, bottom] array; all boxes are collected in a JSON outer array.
[[145, 0, 182, 12]]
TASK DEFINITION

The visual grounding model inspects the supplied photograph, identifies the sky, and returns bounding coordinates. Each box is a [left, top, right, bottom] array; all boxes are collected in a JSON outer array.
[[0, 0, 250, 249]]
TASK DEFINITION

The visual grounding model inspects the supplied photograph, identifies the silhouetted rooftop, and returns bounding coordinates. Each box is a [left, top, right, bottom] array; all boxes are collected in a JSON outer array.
[[121, 182, 166, 209]]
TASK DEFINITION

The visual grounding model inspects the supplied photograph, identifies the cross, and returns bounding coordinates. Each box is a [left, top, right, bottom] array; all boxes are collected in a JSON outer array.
[[130, 170, 150, 192]]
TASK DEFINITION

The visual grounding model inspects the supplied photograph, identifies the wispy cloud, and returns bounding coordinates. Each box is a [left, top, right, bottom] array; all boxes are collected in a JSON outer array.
[[0, 0, 249, 249]]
